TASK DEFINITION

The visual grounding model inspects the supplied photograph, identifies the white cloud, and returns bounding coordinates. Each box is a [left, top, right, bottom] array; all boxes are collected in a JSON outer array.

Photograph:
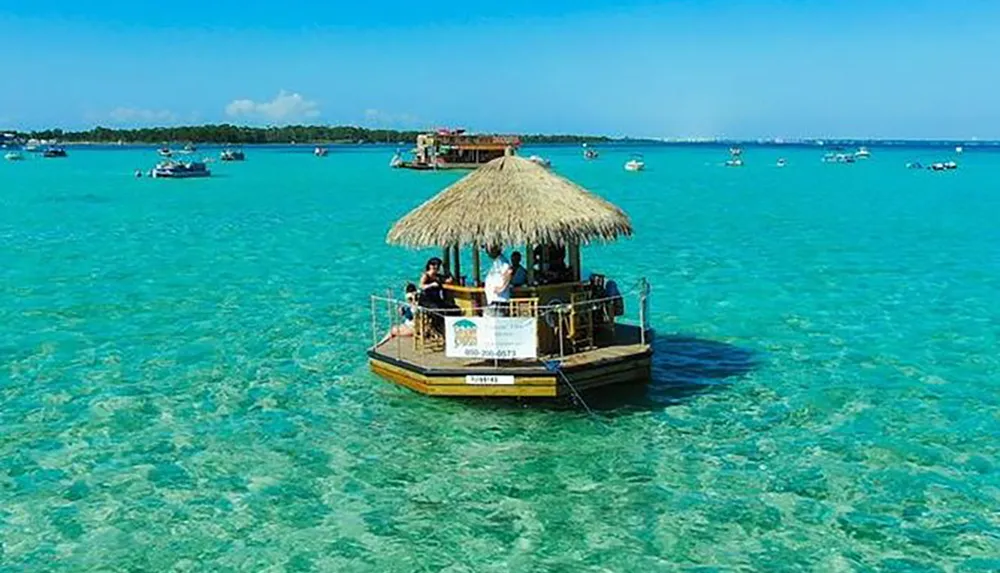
[[106, 107, 178, 124], [225, 90, 320, 122]]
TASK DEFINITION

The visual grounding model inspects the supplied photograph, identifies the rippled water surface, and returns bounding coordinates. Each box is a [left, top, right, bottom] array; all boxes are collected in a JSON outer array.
[[2, 145, 999, 571]]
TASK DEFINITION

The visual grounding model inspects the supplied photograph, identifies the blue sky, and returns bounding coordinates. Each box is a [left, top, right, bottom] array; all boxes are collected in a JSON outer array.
[[2, 0, 998, 138]]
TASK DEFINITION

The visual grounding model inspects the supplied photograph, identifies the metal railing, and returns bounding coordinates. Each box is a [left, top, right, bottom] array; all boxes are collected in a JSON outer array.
[[368, 278, 651, 363]]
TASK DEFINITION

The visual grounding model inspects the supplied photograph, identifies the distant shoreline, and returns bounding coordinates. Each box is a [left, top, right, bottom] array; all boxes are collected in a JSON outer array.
[[51, 140, 1000, 148], [3, 124, 996, 147], [2, 125, 627, 146]]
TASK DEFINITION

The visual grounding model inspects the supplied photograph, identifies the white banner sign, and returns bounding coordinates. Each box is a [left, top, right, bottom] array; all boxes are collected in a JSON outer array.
[[445, 317, 537, 359]]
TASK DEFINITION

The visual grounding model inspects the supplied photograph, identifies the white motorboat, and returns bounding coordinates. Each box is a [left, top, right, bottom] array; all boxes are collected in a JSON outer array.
[[528, 155, 551, 168], [314, 146, 328, 157], [219, 148, 245, 161], [624, 154, 645, 172], [776, 158, 787, 168], [855, 146, 871, 159], [955, 146, 964, 154], [5, 151, 24, 161]]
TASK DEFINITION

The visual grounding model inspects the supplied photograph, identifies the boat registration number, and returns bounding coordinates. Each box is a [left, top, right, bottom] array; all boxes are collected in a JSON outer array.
[[465, 375, 515, 386]]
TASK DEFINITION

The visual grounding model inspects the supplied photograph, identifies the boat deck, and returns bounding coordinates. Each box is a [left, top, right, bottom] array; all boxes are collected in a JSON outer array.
[[369, 323, 652, 397]]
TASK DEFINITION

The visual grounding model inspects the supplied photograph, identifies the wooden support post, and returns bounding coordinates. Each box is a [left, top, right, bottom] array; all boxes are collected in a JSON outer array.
[[472, 244, 481, 286], [443, 247, 451, 277], [571, 242, 582, 281], [452, 244, 461, 284], [526, 242, 535, 285]]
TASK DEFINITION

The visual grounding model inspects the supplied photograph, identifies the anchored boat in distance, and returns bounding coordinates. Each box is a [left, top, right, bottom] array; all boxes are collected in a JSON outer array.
[[220, 148, 245, 161], [151, 159, 211, 178], [43, 146, 68, 158], [392, 128, 520, 170], [624, 153, 645, 171]]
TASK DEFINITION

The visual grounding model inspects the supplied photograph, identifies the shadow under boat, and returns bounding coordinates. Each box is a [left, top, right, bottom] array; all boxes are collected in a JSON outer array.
[[450, 331, 760, 414]]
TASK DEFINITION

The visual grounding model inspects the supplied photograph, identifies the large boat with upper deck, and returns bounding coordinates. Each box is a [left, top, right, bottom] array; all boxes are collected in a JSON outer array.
[[151, 159, 210, 178], [392, 128, 521, 170], [369, 151, 652, 398]]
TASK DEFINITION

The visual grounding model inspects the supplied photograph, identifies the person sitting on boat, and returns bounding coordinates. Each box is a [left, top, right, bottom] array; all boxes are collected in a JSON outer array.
[[535, 245, 572, 284], [378, 283, 418, 345], [510, 251, 528, 287], [483, 245, 513, 317]]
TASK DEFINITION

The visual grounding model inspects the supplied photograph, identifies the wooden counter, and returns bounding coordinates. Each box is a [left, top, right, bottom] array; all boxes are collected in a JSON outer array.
[[443, 282, 586, 315], [443, 281, 589, 354]]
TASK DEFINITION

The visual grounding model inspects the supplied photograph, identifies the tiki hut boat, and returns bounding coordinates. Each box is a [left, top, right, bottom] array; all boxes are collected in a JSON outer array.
[[392, 128, 521, 170], [368, 152, 653, 398]]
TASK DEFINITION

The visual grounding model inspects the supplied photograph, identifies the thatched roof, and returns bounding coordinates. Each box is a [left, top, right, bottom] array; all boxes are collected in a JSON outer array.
[[387, 155, 633, 248]]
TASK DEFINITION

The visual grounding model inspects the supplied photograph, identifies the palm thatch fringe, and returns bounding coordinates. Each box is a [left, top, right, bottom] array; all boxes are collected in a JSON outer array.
[[387, 155, 633, 248]]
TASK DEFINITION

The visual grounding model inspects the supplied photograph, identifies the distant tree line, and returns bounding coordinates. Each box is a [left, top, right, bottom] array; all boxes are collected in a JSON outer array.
[[15, 125, 618, 145]]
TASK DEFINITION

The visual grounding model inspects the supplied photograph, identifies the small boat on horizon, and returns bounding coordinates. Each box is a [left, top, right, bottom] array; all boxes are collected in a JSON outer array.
[[823, 152, 856, 164], [179, 143, 197, 154], [220, 148, 245, 161], [725, 147, 743, 167], [43, 146, 68, 158], [855, 147, 871, 159], [158, 147, 172, 157], [4, 150, 24, 161], [955, 145, 964, 154], [929, 161, 958, 171], [583, 143, 599, 159], [151, 159, 210, 178], [314, 146, 328, 157], [776, 158, 787, 168]]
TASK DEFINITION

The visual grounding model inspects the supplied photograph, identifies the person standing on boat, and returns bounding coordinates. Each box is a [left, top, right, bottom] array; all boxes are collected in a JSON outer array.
[[418, 257, 449, 306], [418, 257, 456, 332], [483, 245, 513, 317]]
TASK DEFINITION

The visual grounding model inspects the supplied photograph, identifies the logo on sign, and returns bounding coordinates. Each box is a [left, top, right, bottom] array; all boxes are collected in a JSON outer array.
[[452, 319, 478, 347]]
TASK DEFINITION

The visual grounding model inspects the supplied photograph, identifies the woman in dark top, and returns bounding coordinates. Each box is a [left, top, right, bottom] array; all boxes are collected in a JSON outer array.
[[418, 257, 456, 332], [419, 257, 451, 306]]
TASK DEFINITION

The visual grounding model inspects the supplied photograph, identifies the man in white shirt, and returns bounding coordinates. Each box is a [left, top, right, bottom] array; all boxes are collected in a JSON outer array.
[[483, 245, 513, 316]]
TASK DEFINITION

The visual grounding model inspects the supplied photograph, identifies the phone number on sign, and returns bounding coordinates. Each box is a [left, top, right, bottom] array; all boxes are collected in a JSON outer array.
[[460, 349, 518, 359]]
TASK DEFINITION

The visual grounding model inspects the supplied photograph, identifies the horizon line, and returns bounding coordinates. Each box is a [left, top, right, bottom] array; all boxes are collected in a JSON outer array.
[[1, 124, 995, 144]]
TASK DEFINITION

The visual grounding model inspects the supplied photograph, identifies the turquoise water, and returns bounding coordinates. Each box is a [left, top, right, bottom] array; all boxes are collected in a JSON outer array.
[[2, 145, 999, 571]]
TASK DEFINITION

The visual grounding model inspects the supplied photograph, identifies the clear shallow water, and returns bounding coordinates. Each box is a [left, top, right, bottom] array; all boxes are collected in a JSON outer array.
[[1, 145, 999, 571]]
